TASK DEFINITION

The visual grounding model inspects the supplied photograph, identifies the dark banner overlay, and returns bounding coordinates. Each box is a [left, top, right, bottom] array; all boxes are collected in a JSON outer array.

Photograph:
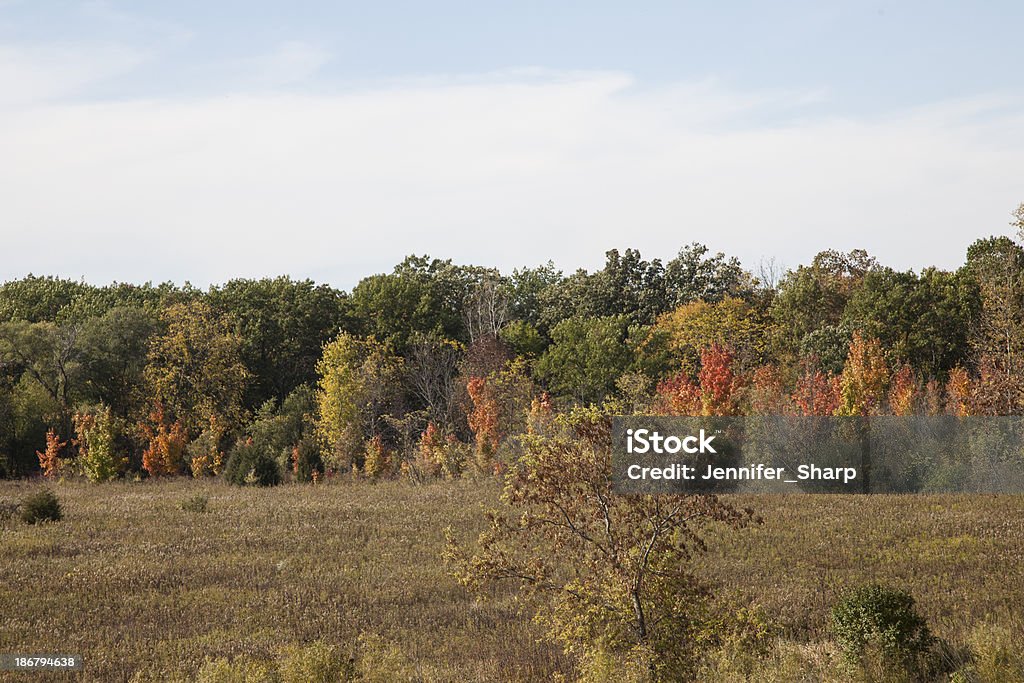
[[611, 416, 1024, 494]]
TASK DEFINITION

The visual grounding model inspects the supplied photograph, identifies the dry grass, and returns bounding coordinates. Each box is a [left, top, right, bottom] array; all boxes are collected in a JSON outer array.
[[1, 480, 1022, 682]]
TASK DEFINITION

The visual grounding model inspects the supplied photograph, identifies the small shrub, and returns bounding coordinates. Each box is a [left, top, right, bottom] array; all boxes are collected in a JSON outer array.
[[19, 489, 62, 524], [278, 640, 354, 683], [832, 584, 933, 664], [180, 494, 209, 514], [193, 656, 278, 683]]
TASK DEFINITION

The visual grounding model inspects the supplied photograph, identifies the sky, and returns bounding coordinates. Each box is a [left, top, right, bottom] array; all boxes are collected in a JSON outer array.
[[2, 1, 1023, 289]]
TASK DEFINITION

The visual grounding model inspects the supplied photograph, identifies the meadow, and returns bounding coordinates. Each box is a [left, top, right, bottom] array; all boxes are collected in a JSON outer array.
[[1, 479, 1022, 682]]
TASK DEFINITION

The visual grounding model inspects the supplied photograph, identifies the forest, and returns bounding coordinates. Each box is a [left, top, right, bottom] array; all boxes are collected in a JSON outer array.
[[3, 217, 1024, 483]]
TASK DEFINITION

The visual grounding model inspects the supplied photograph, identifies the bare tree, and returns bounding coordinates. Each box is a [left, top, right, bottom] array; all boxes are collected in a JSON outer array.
[[463, 276, 509, 343]]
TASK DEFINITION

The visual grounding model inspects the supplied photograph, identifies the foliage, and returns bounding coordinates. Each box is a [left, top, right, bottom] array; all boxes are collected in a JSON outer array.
[[141, 405, 188, 477], [207, 277, 350, 410], [36, 429, 66, 479], [837, 333, 889, 416], [74, 404, 127, 482], [144, 301, 249, 435], [362, 435, 392, 479], [186, 415, 227, 478], [292, 438, 324, 483], [831, 584, 934, 664], [314, 333, 403, 471], [444, 408, 758, 680], [651, 297, 767, 376], [19, 488, 62, 524], [466, 376, 501, 469], [223, 438, 281, 487], [535, 315, 633, 404]]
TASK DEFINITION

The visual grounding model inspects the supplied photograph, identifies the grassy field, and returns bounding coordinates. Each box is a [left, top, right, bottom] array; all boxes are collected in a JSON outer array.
[[1, 479, 1023, 682]]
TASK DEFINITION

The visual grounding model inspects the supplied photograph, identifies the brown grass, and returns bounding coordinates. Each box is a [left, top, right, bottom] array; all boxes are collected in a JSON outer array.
[[1, 480, 1022, 682]]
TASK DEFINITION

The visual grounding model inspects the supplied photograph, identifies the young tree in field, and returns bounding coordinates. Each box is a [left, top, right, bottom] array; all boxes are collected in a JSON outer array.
[[141, 404, 188, 476], [144, 301, 249, 436], [837, 333, 889, 416], [444, 409, 758, 680], [36, 429, 66, 479], [466, 376, 500, 470], [697, 343, 742, 416], [653, 345, 742, 417], [74, 405, 127, 483], [315, 333, 403, 471]]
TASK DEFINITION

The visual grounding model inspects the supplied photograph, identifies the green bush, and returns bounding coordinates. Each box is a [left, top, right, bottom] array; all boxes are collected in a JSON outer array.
[[224, 440, 281, 487], [832, 584, 933, 663], [293, 438, 324, 483], [19, 489, 62, 524]]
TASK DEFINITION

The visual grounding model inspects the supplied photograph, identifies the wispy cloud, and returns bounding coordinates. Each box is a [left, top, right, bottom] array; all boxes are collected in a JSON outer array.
[[1, 58, 1021, 287]]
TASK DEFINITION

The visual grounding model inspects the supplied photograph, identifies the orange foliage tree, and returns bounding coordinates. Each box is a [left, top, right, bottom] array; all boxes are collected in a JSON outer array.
[[36, 429, 66, 479], [467, 377, 501, 468], [888, 365, 920, 416], [945, 366, 972, 416], [141, 404, 188, 476], [837, 332, 889, 416]]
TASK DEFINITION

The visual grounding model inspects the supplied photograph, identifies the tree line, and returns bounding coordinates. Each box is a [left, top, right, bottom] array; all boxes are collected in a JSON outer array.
[[2, 208, 1024, 482]]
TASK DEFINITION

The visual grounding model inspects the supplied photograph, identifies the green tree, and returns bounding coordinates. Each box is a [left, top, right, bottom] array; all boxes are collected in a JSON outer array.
[[843, 267, 979, 377], [771, 249, 878, 363], [535, 315, 633, 404], [208, 277, 350, 409]]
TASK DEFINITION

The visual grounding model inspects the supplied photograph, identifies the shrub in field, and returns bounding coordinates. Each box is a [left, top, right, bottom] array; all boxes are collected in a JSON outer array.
[[141, 405, 188, 477], [19, 489, 62, 524], [186, 415, 226, 477], [224, 438, 281, 487], [831, 584, 933, 665], [180, 494, 209, 514], [278, 640, 355, 683]]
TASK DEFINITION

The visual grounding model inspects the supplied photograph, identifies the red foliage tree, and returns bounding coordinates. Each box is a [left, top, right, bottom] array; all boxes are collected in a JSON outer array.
[[791, 363, 841, 416], [467, 377, 501, 464]]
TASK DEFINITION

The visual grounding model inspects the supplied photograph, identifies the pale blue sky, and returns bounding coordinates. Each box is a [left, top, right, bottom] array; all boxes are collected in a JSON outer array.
[[2, 1, 1023, 287]]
